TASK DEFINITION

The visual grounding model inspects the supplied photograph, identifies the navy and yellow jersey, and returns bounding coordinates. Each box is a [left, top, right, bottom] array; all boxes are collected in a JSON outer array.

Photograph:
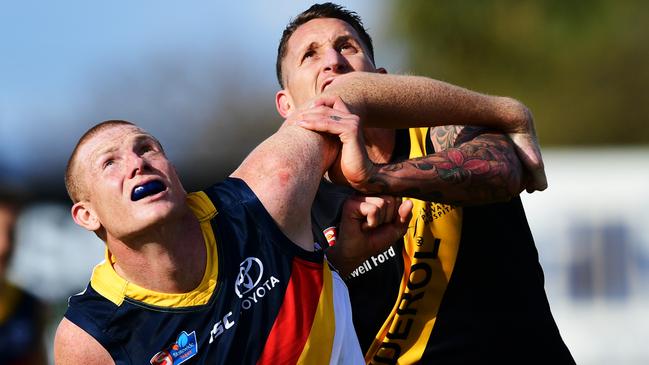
[[312, 129, 575, 364], [0, 281, 43, 365], [65, 177, 363, 365]]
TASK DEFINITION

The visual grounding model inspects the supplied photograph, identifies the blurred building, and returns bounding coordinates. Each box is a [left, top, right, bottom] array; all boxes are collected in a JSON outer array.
[[522, 147, 649, 364]]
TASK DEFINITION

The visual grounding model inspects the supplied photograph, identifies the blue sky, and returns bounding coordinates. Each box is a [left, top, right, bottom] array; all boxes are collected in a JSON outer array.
[[0, 0, 392, 190]]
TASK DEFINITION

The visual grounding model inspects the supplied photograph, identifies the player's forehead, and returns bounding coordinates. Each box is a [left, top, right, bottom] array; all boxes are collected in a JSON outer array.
[[287, 17, 362, 56], [83, 124, 153, 155]]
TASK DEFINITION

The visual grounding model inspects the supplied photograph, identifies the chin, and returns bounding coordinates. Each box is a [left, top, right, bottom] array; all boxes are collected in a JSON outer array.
[[132, 201, 182, 225]]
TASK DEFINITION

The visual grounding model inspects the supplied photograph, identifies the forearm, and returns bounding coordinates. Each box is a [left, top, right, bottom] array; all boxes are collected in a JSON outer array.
[[325, 72, 529, 132], [231, 125, 338, 245], [361, 132, 523, 204]]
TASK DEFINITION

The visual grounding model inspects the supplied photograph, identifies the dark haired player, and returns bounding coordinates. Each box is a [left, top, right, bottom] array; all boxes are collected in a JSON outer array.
[[275, 3, 574, 364]]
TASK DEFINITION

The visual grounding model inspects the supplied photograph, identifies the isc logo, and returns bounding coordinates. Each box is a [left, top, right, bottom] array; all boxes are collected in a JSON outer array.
[[209, 312, 235, 344]]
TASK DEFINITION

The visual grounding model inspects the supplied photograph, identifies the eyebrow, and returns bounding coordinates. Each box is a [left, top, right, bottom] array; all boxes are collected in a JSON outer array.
[[90, 133, 159, 164], [298, 34, 358, 56], [299, 41, 320, 57], [333, 35, 355, 47], [92, 145, 118, 163]]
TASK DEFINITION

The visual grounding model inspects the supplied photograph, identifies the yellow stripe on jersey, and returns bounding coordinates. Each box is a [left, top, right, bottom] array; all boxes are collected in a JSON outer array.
[[296, 263, 335, 365], [366, 128, 463, 364], [90, 191, 220, 308]]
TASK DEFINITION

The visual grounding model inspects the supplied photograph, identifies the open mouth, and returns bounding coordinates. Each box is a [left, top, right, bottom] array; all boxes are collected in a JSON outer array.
[[131, 180, 166, 201]]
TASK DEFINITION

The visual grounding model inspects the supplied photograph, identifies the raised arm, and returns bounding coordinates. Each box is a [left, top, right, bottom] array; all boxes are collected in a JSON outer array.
[[323, 72, 524, 129], [230, 124, 339, 249], [295, 99, 524, 204], [320, 72, 545, 192], [366, 126, 524, 204]]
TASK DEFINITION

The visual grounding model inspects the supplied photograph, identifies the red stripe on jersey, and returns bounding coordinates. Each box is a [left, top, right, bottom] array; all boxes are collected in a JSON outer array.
[[256, 257, 324, 365]]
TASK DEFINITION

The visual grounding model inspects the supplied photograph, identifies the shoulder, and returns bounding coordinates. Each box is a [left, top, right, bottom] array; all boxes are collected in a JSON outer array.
[[203, 177, 257, 208], [54, 318, 114, 365]]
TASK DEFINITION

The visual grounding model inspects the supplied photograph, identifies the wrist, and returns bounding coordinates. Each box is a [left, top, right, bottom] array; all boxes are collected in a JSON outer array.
[[325, 72, 368, 119], [325, 244, 363, 278], [351, 162, 383, 195]]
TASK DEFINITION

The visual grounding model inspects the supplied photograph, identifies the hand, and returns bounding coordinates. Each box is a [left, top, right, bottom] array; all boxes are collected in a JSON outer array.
[[326, 195, 413, 277], [294, 97, 376, 190], [504, 101, 547, 193]]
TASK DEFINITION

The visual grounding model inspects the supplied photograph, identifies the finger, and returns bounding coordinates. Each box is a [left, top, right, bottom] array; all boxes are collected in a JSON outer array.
[[297, 118, 350, 136], [332, 96, 351, 113], [526, 171, 548, 193], [299, 107, 357, 122], [398, 199, 413, 224], [509, 133, 548, 193], [521, 151, 547, 192], [357, 196, 391, 222], [342, 196, 383, 228], [377, 196, 396, 224], [310, 95, 338, 108], [297, 113, 360, 142], [358, 201, 384, 229], [521, 155, 547, 193]]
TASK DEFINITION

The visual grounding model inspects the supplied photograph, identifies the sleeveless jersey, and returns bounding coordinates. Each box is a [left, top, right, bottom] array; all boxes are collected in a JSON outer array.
[[312, 129, 575, 364], [64, 177, 363, 365]]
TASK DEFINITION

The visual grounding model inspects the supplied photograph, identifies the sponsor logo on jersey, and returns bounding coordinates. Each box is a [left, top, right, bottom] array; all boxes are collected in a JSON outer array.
[[235, 257, 264, 298], [209, 257, 281, 345], [347, 245, 397, 279], [150, 331, 198, 365], [235, 257, 281, 310], [323, 226, 337, 247]]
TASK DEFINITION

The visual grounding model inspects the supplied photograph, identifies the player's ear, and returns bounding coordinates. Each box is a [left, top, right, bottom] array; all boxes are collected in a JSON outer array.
[[275, 90, 295, 118], [71, 202, 101, 232]]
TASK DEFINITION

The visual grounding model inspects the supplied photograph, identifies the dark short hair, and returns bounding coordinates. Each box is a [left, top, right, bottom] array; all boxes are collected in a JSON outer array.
[[276, 2, 375, 88]]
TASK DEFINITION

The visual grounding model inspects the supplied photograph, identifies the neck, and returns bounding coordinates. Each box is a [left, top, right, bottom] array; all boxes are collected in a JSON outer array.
[[107, 208, 206, 293], [363, 127, 395, 163]]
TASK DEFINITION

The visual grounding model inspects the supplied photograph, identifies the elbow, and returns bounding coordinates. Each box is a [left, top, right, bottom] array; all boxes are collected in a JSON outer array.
[[501, 97, 533, 133]]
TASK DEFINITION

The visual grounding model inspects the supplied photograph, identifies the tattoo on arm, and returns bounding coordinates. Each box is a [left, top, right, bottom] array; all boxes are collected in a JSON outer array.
[[431, 125, 461, 150], [365, 127, 523, 205]]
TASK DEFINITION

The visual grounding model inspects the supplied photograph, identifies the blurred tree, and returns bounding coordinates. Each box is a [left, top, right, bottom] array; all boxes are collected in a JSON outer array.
[[389, 0, 649, 145]]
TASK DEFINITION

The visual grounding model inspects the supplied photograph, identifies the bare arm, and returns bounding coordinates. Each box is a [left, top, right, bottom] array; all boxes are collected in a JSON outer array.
[[295, 103, 523, 204], [365, 126, 523, 204], [323, 72, 527, 131], [319, 72, 545, 192], [230, 125, 338, 249], [54, 318, 114, 365]]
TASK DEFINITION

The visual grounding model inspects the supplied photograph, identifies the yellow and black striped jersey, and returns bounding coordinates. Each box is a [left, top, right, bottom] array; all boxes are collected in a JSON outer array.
[[312, 129, 575, 365]]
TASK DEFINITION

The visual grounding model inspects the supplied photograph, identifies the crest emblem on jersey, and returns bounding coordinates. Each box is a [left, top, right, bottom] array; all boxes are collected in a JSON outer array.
[[150, 331, 198, 365], [235, 257, 264, 298], [323, 226, 337, 247]]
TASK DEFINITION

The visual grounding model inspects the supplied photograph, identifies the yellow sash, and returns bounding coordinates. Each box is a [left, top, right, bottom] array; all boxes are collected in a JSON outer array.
[[366, 128, 463, 364]]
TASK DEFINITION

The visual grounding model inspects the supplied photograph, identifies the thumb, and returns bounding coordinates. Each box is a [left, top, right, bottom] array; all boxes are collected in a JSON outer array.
[[311, 95, 337, 108], [398, 199, 413, 224], [332, 96, 351, 113]]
